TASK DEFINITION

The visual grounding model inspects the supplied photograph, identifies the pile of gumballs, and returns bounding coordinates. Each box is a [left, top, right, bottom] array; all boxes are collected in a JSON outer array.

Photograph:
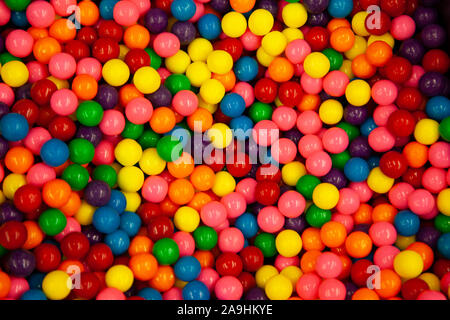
[[0, 0, 449, 301]]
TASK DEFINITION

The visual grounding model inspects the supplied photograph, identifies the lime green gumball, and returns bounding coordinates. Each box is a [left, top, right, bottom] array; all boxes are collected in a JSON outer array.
[[62, 164, 90, 191], [156, 135, 183, 162], [38, 209, 67, 236], [121, 121, 144, 140], [193, 226, 218, 250], [249, 102, 273, 122], [164, 74, 191, 95], [68, 138, 95, 164], [305, 204, 332, 228], [93, 165, 118, 188], [76, 101, 104, 127], [152, 238, 180, 265], [254, 233, 277, 258]]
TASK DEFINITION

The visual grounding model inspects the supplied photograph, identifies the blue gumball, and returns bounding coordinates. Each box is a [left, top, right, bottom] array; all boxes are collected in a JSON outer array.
[[104, 230, 130, 255], [220, 93, 246, 118], [120, 211, 141, 237], [328, 0, 353, 18], [138, 288, 163, 300], [92, 206, 120, 234], [437, 233, 450, 259], [40, 138, 70, 167], [182, 280, 210, 300], [20, 289, 47, 300], [28, 272, 46, 290], [99, 0, 119, 20], [360, 117, 377, 137], [11, 10, 29, 28], [171, 0, 196, 21], [197, 14, 222, 40], [230, 115, 253, 141], [344, 157, 369, 182], [107, 190, 127, 213], [426, 96, 450, 121], [367, 156, 380, 170], [394, 210, 420, 237], [174, 256, 201, 282], [235, 212, 258, 238], [0, 113, 29, 142], [165, 125, 191, 148], [234, 57, 259, 82]]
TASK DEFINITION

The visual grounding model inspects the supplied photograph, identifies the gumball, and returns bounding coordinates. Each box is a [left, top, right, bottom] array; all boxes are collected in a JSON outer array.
[[394, 250, 424, 279]]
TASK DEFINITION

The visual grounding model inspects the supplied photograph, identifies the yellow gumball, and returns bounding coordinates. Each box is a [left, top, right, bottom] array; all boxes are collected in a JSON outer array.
[[319, 99, 343, 125], [393, 250, 424, 279], [395, 235, 416, 250], [282, 28, 304, 42], [312, 183, 340, 210], [206, 50, 233, 75], [345, 79, 371, 107], [105, 265, 134, 292], [265, 274, 293, 300], [123, 192, 141, 212], [186, 61, 211, 87], [139, 148, 166, 175], [74, 201, 96, 226], [0, 190, 5, 205], [165, 50, 191, 74], [414, 119, 440, 145], [1, 61, 29, 87], [47, 76, 69, 89], [248, 9, 274, 36], [2, 173, 26, 200], [187, 38, 213, 62], [212, 171, 236, 197], [102, 59, 130, 87], [275, 230, 302, 257], [119, 44, 130, 60], [255, 265, 279, 288], [133, 66, 161, 94], [280, 266, 303, 287], [344, 36, 367, 60], [198, 93, 218, 113], [114, 138, 143, 166], [367, 167, 395, 194], [352, 11, 370, 36], [437, 189, 450, 216], [282, 3, 307, 28], [207, 123, 232, 149], [282, 161, 306, 186], [368, 33, 395, 48], [256, 47, 275, 67], [174, 206, 200, 232], [418, 273, 441, 291], [200, 78, 225, 105], [221, 11, 247, 38], [340, 59, 355, 79], [42, 270, 71, 300], [117, 166, 144, 192], [261, 31, 287, 57], [304, 52, 330, 79]]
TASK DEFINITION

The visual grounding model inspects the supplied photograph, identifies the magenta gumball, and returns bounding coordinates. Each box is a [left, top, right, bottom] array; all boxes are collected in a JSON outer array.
[[99, 110, 126, 136], [7, 277, 29, 300], [371, 80, 398, 106], [232, 82, 255, 107], [297, 273, 321, 300], [405, 65, 425, 88], [272, 106, 297, 131], [318, 279, 346, 300], [257, 206, 284, 233], [49, 53, 77, 80], [50, 89, 78, 116], [306, 151, 332, 177], [388, 182, 415, 210], [390, 15, 416, 41], [368, 127, 396, 152], [51, 0, 77, 16], [336, 188, 360, 215], [301, 73, 323, 94], [349, 182, 373, 203], [125, 97, 153, 124], [373, 245, 400, 270], [26, 1, 55, 28], [23, 127, 52, 155], [271, 138, 297, 164], [221, 192, 246, 219], [26, 163, 56, 187], [5, 30, 34, 58], [142, 176, 168, 203], [285, 39, 311, 64], [278, 190, 306, 218], [323, 71, 349, 97], [200, 201, 227, 228], [373, 105, 397, 126], [369, 221, 397, 247], [298, 134, 323, 159], [197, 267, 220, 292], [296, 110, 322, 135], [54, 217, 81, 241], [0, 0, 11, 26], [76, 57, 102, 81], [0, 83, 15, 106], [322, 127, 349, 154], [332, 213, 354, 233], [252, 120, 279, 147], [235, 178, 257, 204], [113, 0, 140, 26], [428, 142, 450, 169], [93, 141, 115, 165], [153, 32, 180, 58], [162, 287, 183, 300], [172, 90, 198, 116], [315, 252, 343, 279], [275, 255, 299, 271], [214, 276, 243, 300], [172, 231, 195, 257], [408, 189, 435, 216], [27, 61, 49, 83], [422, 167, 447, 193], [218, 227, 245, 253], [240, 30, 261, 51]]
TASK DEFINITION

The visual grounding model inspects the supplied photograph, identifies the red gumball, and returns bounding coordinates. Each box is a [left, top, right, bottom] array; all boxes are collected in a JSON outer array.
[[381, 56, 412, 84], [137, 203, 161, 225], [402, 167, 425, 188], [278, 81, 303, 107], [97, 20, 124, 42], [60, 232, 91, 260], [255, 181, 280, 206], [214, 108, 232, 125], [379, 151, 408, 179], [114, 255, 130, 266], [76, 26, 98, 45], [73, 272, 101, 300], [125, 49, 151, 74], [12, 99, 39, 126], [86, 243, 114, 272], [34, 243, 62, 272], [48, 116, 77, 141], [395, 87, 423, 111], [204, 149, 226, 172], [405, 0, 419, 15], [13, 185, 42, 214], [155, 0, 172, 13], [401, 278, 429, 300], [214, 38, 243, 62], [92, 38, 120, 63], [433, 259, 450, 278], [422, 49, 450, 74], [254, 78, 278, 103], [0, 221, 27, 250], [350, 259, 373, 287], [64, 40, 90, 61], [387, 109, 415, 137], [380, 0, 406, 17], [36, 105, 57, 127], [359, 0, 380, 10], [30, 79, 57, 106], [215, 252, 243, 277], [365, 10, 391, 36], [159, 170, 176, 185], [255, 164, 281, 183], [147, 216, 174, 242], [226, 153, 252, 178], [239, 246, 264, 272], [305, 27, 329, 52], [238, 271, 256, 293]]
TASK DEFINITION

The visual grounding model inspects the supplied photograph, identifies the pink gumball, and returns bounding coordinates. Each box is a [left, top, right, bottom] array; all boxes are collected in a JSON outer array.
[[416, 290, 447, 300], [371, 80, 398, 105], [162, 287, 183, 300], [96, 288, 126, 300], [172, 90, 198, 116], [296, 273, 321, 300], [221, 192, 246, 218], [272, 106, 297, 131], [408, 189, 435, 216], [51, 0, 77, 16], [188, 1, 204, 23], [0, 83, 15, 106], [252, 120, 279, 147], [296, 110, 322, 135], [26, 1, 55, 28], [26, 163, 56, 187], [128, 0, 151, 16], [196, 267, 220, 292], [369, 222, 397, 247], [368, 127, 395, 152], [5, 30, 33, 58], [218, 227, 244, 253], [306, 151, 332, 177], [50, 89, 78, 116], [373, 245, 400, 270], [214, 219, 230, 233], [373, 104, 398, 126], [235, 178, 257, 204], [298, 134, 323, 158], [7, 277, 29, 300], [153, 32, 180, 58], [271, 138, 297, 164], [322, 127, 349, 154], [349, 181, 373, 203], [157, 67, 171, 82], [278, 190, 306, 218], [301, 72, 323, 94], [172, 231, 195, 257], [257, 206, 284, 233], [275, 255, 299, 271], [323, 71, 349, 97], [421, 204, 439, 220], [0, 0, 11, 26], [54, 217, 81, 241], [285, 39, 311, 64], [49, 53, 76, 80], [142, 176, 168, 203], [232, 82, 255, 107], [200, 201, 227, 227], [23, 127, 52, 155], [390, 15, 416, 41], [318, 279, 346, 300], [315, 252, 343, 279], [332, 213, 354, 233], [125, 97, 153, 124], [388, 182, 414, 210], [336, 188, 360, 215], [422, 167, 447, 193], [93, 140, 115, 165], [27, 61, 49, 83], [428, 142, 450, 169], [240, 30, 261, 51], [294, 62, 304, 77], [76, 57, 102, 81], [404, 65, 425, 88], [214, 276, 243, 300], [99, 110, 126, 136], [113, 0, 139, 26]]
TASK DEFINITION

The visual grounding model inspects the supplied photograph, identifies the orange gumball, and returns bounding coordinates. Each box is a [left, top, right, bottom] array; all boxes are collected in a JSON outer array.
[[159, 196, 179, 217], [212, 70, 236, 92], [119, 84, 143, 107], [129, 235, 153, 256], [42, 179, 72, 208], [60, 191, 81, 217], [330, 27, 355, 52], [351, 54, 376, 79], [407, 242, 434, 271], [188, 192, 212, 212], [79, 0, 100, 26], [187, 108, 213, 133], [300, 250, 321, 273], [374, 269, 401, 299], [49, 19, 77, 42], [5, 146, 34, 174], [168, 178, 195, 205], [298, 94, 320, 111], [268, 57, 294, 83], [27, 27, 49, 41], [150, 107, 176, 134], [338, 254, 352, 280], [190, 165, 216, 191], [193, 250, 215, 268], [366, 41, 393, 67], [354, 203, 373, 225], [345, 231, 372, 258], [149, 266, 175, 292], [352, 288, 380, 300], [230, 0, 256, 13], [167, 152, 195, 179], [320, 221, 347, 248], [327, 18, 351, 33], [72, 74, 98, 100], [301, 227, 325, 252], [129, 253, 158, 281], [372, 203, 397, 223], [124, 24, 151, 49], [403, 142, 428, 168], [23, 220, 45, 250], [0, 271, 11, 298], [59, 260, 85, 275], [33, 37, 62, 64], [54, 160, 71, 177]]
